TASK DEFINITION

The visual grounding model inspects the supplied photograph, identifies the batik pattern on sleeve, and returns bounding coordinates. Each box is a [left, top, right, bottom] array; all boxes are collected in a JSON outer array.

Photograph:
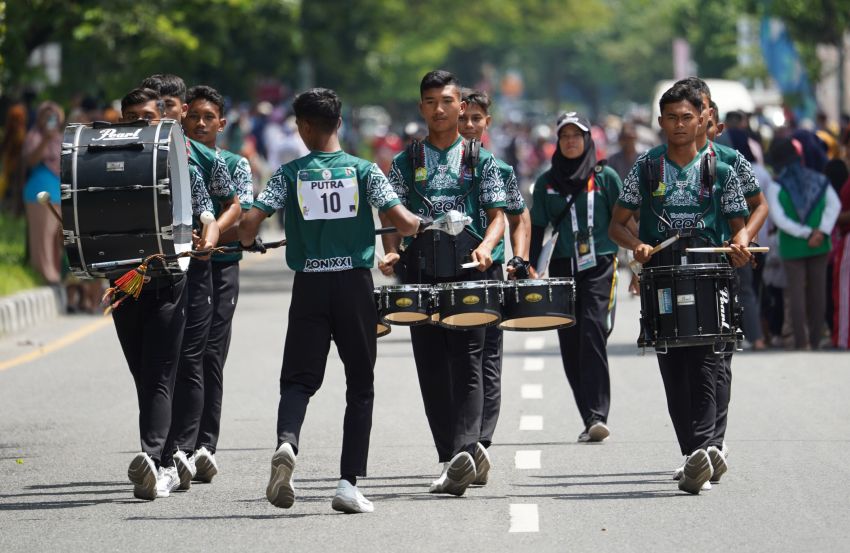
[[388, 158, 410, 207], [504, 167, 526, 214], [255, 165, 288, 211], [209, 152, 236, 200], [190, 164, 214, 215], [618, 152, 648, 208], [719, 168, 749, 218], [478, 156, 507, 207], [365, 163, 400, 210], [733, 151, 761, 197]]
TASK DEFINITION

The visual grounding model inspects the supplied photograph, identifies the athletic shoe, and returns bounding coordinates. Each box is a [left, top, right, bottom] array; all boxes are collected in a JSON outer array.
[[702, 480, 712, 491], [472, 443, 491, 486], [577, 430, 591, 443], [331, 479, 374, 514], [127, 452, 157, 501], [173, 450, 196, 491], [707, 445, 728, 483], [673, 460, 685, 481], [587, 421, 610, 442], [194, 446, 218, 483], [429, 462, 449, 492], [266, 442, 296, 508], [431, 452, 476, 496], [156, 466, 180, 498], [678, 449, 713, 495]]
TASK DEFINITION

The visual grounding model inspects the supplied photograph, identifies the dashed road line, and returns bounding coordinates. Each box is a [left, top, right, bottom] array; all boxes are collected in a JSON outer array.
[[519, 415, 543, 430], [515, 450, 541, 470], [509, 504, 539, 533], [523, 337, 545, 350], [522, 357, 544, 372], [521, 384, 543, 399]]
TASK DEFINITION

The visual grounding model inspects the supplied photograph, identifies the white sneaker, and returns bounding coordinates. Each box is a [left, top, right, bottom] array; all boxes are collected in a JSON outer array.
[[127, 452, 157, 501], [672, 456, 686, 480], [173, 450, 196, 491], [587, 421, 610, 442], [429, 462, 449, 492], [431, 452, 476, 496], [472, 443, 491, 486], [702, 480, 712, 491], [707, 445, 728, 483], [331, 479, 374, 514], [156, 466, 180, 498], [194, 446, 218, 483], [266, 443, 296, 508], [678, 449, 713, 495]]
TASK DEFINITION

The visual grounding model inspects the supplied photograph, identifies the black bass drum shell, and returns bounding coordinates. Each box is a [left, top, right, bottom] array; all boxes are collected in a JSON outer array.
[[60, 120, 192, 279]]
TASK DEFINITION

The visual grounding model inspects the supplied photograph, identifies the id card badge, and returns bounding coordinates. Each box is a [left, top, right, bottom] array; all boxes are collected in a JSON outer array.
[[574, 231, 597, 272]]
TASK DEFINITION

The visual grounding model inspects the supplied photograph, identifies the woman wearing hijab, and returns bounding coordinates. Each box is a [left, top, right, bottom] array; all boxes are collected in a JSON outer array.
[[766, 137, 841, 350], [529, 112, 623, 442], [22, 101, 65, 289]]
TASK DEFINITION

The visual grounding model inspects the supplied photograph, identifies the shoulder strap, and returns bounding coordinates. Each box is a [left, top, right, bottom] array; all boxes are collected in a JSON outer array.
[[408, 139, 424, 183], [700, 149, 717, 195], [464, 138, 480, 171]]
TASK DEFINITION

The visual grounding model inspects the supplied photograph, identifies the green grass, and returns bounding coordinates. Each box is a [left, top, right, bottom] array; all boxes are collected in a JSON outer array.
[[0, 214, 42, 297]]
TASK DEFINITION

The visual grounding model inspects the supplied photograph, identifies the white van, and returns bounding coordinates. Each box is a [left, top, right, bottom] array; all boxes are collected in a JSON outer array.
[[650, 79, 756, 129]]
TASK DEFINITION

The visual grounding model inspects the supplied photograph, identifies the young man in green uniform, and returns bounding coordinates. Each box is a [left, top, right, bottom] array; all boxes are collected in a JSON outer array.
[[181, 84, 254, 483], [457, 89, 531, 485], [141, 74, 240, 490], [681, 77, 769, 484], [379, 71, 507, 496], [238, 88, 424, 513], [609, 83, 750, 495], [117, 88, 220, 500], [528, 112, 623, 444]]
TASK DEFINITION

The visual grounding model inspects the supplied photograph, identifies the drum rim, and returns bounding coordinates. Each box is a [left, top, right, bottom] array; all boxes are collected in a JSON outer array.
[[437, 279, 503, 290], [382, 284, 434, 292], [501, 277, 575, 287]]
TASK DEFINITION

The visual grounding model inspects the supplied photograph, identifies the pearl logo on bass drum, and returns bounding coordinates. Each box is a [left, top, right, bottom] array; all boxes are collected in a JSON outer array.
[[395, 297, 413, 308], [462, 295, 480, 305], [719, 287, 730, 330], [524, 293, 543, 303], [90, 128, 144, 141]]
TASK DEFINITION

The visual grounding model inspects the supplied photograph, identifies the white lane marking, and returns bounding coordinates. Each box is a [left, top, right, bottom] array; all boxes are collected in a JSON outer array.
[[522, 357, 544, 372], [515, 450, 541, 470], [523, 337, 545, 350], [509, 504, 539, 533], [519, 415, 543, 430], [521, 384, 543, 399]]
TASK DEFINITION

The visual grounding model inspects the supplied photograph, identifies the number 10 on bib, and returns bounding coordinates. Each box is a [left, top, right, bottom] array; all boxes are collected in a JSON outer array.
[[297, 167, 360, 221]]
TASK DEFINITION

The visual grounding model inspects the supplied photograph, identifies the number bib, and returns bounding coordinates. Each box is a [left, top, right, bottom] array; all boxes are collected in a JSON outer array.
[[297, 167, 359, 221]]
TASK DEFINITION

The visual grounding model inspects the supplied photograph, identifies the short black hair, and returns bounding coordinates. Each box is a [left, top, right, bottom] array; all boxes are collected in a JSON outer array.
[[420, 70, 460, 98], [186, 85, 225, 117], [140, 74, 187, 102], [462, 89, 491, 114], [292, 88, 341, 133], [676, 76, 711, 102], [121, 87, 164, 116], [659, 82, 704, 114]]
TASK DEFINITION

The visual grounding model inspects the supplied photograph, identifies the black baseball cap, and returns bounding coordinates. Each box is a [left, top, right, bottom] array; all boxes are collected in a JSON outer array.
[[556, 112, 590, 134]]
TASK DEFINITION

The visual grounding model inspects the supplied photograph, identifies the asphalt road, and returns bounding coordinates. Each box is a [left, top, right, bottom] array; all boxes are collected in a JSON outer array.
[[1, 245, 849, 552]]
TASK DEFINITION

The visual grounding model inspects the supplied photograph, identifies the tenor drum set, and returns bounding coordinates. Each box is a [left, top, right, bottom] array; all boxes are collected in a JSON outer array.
[[373, 277, 576, 337]]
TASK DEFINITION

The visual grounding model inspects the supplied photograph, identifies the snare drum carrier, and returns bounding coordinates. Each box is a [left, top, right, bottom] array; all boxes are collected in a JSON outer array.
[[400, 138, 483, 282], [637, 151, 742, 351], [60, 120, 193, 279]]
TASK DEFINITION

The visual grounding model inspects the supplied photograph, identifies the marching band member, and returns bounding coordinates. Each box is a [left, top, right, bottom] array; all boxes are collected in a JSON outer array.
[[181, 84, 255, 484], [238, 88, 424, 513], [116, 88, 220, 500], [609, 82, 750, 494], [457, 89, 531, 484], [379, 70, 507, 496], [529, 112, 623, 444]]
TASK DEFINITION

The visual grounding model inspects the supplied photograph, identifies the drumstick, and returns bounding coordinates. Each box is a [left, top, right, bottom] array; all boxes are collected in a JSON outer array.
[[685, 247, 770, 253], [199, 211, 215, 244], [628, 234, 679, 274], [36, 191, 63, 225], [461, 261, 480, 269]]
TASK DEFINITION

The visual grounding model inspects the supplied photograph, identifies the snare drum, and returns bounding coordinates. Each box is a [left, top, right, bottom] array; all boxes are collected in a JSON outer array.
[[60, 120, 193, 279], [374, 288, 391, 338], [379, 284, 434, 326], [499, 278, 576, 331], [638, 263, 741, 350], [435, 280, 502, 329]]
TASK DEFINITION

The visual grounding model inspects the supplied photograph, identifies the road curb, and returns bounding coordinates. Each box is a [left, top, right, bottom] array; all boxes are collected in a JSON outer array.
[[0, 287, 60, 337]]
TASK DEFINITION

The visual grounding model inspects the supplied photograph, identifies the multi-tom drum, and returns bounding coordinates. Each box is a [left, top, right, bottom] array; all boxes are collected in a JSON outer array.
[[499, 278, 576, 331], [433, 281, 503, 329], [378, 284, 434, 326], [60, 120, 193, 279], [638, 263, 741, 351]]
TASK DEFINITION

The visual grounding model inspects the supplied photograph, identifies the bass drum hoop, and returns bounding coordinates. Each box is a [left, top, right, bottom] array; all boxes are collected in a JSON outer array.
[[164, 120, 193, 272]]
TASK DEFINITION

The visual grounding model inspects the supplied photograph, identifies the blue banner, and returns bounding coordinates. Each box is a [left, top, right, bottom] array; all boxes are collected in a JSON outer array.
[[760, 17, 817, 122]]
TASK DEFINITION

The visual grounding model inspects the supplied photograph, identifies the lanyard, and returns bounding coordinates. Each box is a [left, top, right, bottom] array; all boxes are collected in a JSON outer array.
[[569, 173, 595, 237]]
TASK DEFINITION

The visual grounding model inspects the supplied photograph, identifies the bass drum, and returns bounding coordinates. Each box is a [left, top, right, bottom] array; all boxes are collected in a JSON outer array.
[[60, 120, 192, 279]]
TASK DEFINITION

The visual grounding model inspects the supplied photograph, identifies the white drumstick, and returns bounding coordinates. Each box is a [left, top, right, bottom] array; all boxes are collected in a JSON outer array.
[[628, 234, 679, 275], [200, 211, 215, 243], [685, 247, 770, 253], [461, 261, 480, 269], [36, 191, 63, 224]]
